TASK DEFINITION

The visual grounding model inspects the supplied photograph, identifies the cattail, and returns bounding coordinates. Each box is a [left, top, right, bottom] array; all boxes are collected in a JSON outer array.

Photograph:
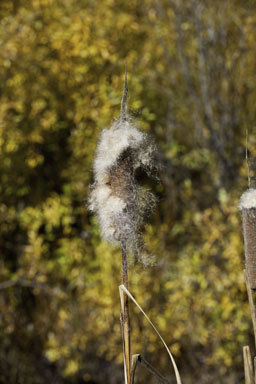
[[240, 188, 256, 290], [89, 75, 157, 257], [88, 68, 158, 384]]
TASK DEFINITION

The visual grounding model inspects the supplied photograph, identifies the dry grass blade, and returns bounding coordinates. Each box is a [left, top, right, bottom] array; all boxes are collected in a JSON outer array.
[[131, 354, 140, 384], [119, 285, 182, 384], [131, 354, 169, 384], [139, 355, 170, 383]]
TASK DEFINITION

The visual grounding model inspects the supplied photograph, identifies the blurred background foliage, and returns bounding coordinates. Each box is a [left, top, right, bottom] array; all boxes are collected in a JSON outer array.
[[0, 0, 255, 383]]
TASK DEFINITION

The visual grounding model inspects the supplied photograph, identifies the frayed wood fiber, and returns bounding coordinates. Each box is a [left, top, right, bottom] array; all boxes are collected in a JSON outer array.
[[240, 189, 256, 290]]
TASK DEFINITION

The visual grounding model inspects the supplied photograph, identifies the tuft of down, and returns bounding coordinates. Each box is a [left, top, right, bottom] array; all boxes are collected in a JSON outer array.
[[239, 188, 256, 210], [89, 116, 157, 253]]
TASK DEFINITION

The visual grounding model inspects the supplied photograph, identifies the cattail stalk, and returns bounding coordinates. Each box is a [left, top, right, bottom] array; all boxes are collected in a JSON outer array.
[[121, 64, 128, 122], [243, 346, 254, 384], [121, 241, 131, 384], [240, 189, 256, 290], [240, 189, 256, 383], [243, 270, 256, 384], [120, 67, 131, 384], [244, 269, 256, 350]]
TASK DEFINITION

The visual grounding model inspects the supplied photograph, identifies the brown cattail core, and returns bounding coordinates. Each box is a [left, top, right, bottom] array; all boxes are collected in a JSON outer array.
[[242, 208, 256, 290], [105, 148, 136, 242], [107, 149, 134, 200]]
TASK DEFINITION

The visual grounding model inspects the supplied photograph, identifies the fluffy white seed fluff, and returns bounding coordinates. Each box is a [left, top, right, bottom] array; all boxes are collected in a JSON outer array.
[[89, 116, 156, 251], [94, 120, 146, 183], [239, 188, 256, 210]]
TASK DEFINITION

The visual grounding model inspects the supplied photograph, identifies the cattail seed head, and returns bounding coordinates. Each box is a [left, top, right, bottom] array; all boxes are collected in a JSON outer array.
[[89, 116, 157, 252], [240, 188, 256, 289]]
